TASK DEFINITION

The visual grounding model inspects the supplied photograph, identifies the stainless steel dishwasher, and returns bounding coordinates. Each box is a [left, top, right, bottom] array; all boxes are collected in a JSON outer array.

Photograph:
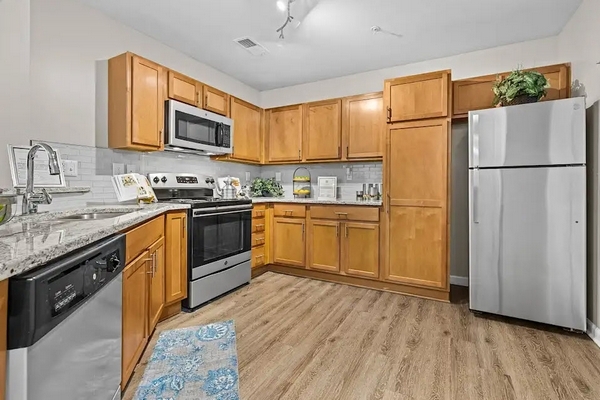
[[7, 234, 125, 400]]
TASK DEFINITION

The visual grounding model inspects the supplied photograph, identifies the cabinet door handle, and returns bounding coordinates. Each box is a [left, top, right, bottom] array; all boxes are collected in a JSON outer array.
[[387, 106, 392, 123], [153, 252, 157, 275], [298, 149, 301, 160], [386, 193, 391, 214], [205, 95, 209, 106], [346, 145, 349, 158], [336, 224, 339, 237], [181, 218, 185, 238], [338, 146, 341, 158], [345, 225, 348, 238], [302, 222, 305, 241], [197, 92, 201, 106]]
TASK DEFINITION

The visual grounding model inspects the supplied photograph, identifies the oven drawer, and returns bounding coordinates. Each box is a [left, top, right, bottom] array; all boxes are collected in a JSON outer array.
[[252, 205, 266, 219], [273, 204, 306, 218], [252, 218, 266, 233], [309, 206, 380, 222], [252, 232, 266, 247], [252, 246, 266, 268]]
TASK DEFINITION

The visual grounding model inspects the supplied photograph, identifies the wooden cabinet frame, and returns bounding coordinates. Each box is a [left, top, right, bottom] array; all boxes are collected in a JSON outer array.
[[167, 70, 199, 106], [303, 98, 342, 161], [342, 92, 384, 160]]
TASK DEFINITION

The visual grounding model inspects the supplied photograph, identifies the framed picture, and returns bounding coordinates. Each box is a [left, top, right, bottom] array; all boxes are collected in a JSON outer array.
[[7, 145, 66, 188], [317, 176, 337, 201]]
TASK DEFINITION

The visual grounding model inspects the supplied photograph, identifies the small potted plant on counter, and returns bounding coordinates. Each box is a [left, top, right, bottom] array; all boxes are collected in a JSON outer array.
[[492, 69, 549, 107], [251, 177, 284, 197]]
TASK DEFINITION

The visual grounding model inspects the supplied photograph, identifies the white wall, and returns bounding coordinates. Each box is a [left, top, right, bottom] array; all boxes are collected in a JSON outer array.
[[27, 0, 260, 149], [260, 36, 561, 107], [0, 0, 31, 188]]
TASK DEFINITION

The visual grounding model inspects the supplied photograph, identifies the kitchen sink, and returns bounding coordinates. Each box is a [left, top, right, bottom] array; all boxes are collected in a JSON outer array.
[[59, 212, 133, 220]]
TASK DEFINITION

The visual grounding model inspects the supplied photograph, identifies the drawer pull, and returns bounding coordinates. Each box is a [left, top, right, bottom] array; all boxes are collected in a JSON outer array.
[[335, 212, 349, 218]]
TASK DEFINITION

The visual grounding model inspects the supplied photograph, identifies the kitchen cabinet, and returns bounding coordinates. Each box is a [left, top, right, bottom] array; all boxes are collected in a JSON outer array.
[[343, 92, 384, 159], [385, 118, 449, 290], [0, 280, 6, 400], [384, 70, 451, 123], [147, 237, 165, 334], [530, 63, 571, 102], [122, 251, 149, 387], [273, 217, 305, 268], [230, 97, 262, 162], [267, 105, 303, 162], [342, 222, 380, 279], [165, 212, 188, 304], [307, 220, 340, 272], [109, 52, 165, 151], [252, 246, 266, 268], [168, 70, 199, 106], [252, 204, 269, 272], [303, 99, 342, 161], [203, 84, 229, 116]]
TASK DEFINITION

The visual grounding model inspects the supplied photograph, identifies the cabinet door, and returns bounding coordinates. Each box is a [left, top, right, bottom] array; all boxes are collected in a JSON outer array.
[[308, 220, 340, 272], [531, 64, 570, 102], [384, 70, 450, 123], [167, 71, 198, 106], [452, 75, 497, 118], [230, 97, 262, 162], [304, 99, 342, 160], [267, 105, 303, 162], [203, 84, 229, 116], [272, 218, 305, 267], [147, 237, 165, 334], [165, 212, 188, 304], [122, 251, 149, 387], [385, 118, 449, 289], [343, 93, 384, 159], [131, 55, 164, 148], [342, 222, 380, 279]]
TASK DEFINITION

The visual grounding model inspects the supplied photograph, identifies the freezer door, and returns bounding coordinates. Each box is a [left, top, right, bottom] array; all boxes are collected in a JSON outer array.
[[469, 98, 585, 168], [469, 166, 586, 330]]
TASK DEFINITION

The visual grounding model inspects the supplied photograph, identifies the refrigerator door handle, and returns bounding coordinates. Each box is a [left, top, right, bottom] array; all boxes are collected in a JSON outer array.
[[472, 168, 479, 224], [472, 114, 480, 168]]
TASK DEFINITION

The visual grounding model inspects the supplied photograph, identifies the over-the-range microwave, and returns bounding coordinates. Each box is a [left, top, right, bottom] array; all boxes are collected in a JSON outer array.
[[164, 99, 234, 155]]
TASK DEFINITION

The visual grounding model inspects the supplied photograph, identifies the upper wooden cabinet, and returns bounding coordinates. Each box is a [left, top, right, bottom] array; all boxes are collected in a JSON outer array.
[[165, 212, 188, 304], [304, 99, 342, 161], [452, 63, 571, 118], [109, 52, 165, 151], [267, 105, 303, 162], [203, 84, 229, 116], [168, 70, 199, 106], [343, 92, 384, 159], [384, 70, 451, 123], [230, 97, 262, 162]]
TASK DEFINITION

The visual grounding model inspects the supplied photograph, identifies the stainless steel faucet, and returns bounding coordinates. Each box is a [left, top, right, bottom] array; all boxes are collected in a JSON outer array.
[[22, 143, 61, 214]]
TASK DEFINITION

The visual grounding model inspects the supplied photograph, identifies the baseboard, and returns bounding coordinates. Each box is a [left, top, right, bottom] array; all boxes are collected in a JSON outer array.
[[587, 319, 600, 348], [450, 275, 469, 287]]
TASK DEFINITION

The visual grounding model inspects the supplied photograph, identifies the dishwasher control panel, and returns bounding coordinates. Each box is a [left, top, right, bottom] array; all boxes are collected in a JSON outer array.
[[7, 234, 125, 349]]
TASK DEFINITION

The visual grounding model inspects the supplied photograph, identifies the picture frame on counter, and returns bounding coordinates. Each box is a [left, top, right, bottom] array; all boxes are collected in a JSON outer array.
[[7, 144, 66, 188], [317, 176, 338, 201]]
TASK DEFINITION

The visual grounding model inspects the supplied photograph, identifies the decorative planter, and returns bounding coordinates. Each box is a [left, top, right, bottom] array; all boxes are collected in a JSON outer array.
[[502, 95, 539, 107]]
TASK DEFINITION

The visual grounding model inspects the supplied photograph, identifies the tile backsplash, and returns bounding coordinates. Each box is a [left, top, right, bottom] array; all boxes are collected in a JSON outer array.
[[17, 141, 381, 212]]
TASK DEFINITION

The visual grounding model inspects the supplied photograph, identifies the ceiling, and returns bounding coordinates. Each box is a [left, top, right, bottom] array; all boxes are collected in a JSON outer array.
[[79, 0, 582, 91]]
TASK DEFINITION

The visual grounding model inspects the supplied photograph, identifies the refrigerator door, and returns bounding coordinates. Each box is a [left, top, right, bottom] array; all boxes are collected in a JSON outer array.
[[469, 98, 586, 168], [469, 166, 586, 330]]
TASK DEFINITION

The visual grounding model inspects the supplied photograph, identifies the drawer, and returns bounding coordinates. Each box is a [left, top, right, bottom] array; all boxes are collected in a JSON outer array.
[[125, 215, 165, 264], [252, 246, 266, 268], [252, 218, 266, 233], [273, 204, 306, 218], [252, 232, 266, 247], [252, 205, 266, 219], [310, 206, 379, 222]]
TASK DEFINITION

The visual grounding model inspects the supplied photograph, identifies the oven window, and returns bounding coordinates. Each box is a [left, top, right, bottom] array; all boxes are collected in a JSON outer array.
[[192, 211, 251, 267], [175, 110, 218, 146]]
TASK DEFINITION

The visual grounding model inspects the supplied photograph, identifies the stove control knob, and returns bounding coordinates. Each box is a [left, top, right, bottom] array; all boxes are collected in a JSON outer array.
[[153, 177, 160, 184], [161, 176, 168, 183], [209, 178, 215, 184], [107, 255, 121, 273], [205, 178, 211, 184]]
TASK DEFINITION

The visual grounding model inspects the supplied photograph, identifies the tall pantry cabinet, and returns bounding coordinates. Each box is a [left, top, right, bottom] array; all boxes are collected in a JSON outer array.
[[383, 70, 451, 301]]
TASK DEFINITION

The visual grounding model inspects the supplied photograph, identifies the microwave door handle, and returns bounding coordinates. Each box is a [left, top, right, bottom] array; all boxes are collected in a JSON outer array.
[[216, 123, 223, 147]]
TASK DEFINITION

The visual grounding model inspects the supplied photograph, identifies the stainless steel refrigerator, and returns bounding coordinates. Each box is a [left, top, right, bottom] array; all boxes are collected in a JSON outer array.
[[468, 97, 586, 331]]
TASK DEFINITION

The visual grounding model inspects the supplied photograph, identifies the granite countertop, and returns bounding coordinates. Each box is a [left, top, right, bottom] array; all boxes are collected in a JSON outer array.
[[251, 198, 383, 206], [0, 203, 189, 281]]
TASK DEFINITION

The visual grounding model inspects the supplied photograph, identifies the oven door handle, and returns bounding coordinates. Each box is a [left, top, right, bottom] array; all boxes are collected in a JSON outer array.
[[193, 209, 251, 218]]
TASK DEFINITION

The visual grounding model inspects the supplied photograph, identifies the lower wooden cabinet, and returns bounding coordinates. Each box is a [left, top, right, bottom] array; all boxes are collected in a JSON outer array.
[[122, 251, 150, 387], [342, 222, 380, 279], [273, 217, 306, 268], [307, 220, 340, 272], [165, 212, 188, 304], [147, 237, 165, 334], [252, 246, 266, 268]]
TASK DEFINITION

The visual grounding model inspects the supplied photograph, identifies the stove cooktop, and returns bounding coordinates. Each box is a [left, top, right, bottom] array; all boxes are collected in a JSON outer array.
[[161, 197, 252, 209]]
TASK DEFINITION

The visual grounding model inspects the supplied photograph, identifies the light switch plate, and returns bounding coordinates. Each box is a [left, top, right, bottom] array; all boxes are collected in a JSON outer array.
[[245, 171, 251, 183], [112, 163, 125, 175], [126, 164, 139, 174], [62, 160, 78, 177], [275, 172, 282, 182]]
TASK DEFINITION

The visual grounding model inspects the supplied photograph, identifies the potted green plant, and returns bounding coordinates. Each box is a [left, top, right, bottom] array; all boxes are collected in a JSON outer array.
[[250, 177, 284, 197], [492, 69, 549, 107]]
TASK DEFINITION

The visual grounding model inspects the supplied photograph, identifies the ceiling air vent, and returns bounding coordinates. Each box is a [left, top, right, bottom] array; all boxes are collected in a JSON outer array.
[[234, 37, 269, 56]]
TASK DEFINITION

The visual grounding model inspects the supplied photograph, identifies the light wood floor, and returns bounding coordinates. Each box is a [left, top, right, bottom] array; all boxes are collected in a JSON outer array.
[[123, 272, 600, 400]]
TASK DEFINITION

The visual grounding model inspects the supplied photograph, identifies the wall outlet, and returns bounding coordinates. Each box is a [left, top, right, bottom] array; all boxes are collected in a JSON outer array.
[[126, 164, 139, 174], [346, 167, 353, 181], [245, 171, 251, 183], [62, 160, 78, 177], [112, 163, 125, 175], [275, 172, 282, 182]]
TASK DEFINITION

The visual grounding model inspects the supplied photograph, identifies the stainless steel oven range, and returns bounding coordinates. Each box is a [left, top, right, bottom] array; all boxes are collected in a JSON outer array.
[[149, 173, 251, 310]]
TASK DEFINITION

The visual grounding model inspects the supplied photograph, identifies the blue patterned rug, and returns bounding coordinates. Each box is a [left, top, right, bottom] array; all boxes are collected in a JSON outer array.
[[134, 320, 239, 400]]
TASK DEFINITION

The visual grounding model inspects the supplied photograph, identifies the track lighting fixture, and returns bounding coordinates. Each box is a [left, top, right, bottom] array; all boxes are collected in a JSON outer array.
[[276, 0, 295, 39]]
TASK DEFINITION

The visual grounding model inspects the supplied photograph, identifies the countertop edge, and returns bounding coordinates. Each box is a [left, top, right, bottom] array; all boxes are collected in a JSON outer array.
[[251, 198, 383, 206]]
